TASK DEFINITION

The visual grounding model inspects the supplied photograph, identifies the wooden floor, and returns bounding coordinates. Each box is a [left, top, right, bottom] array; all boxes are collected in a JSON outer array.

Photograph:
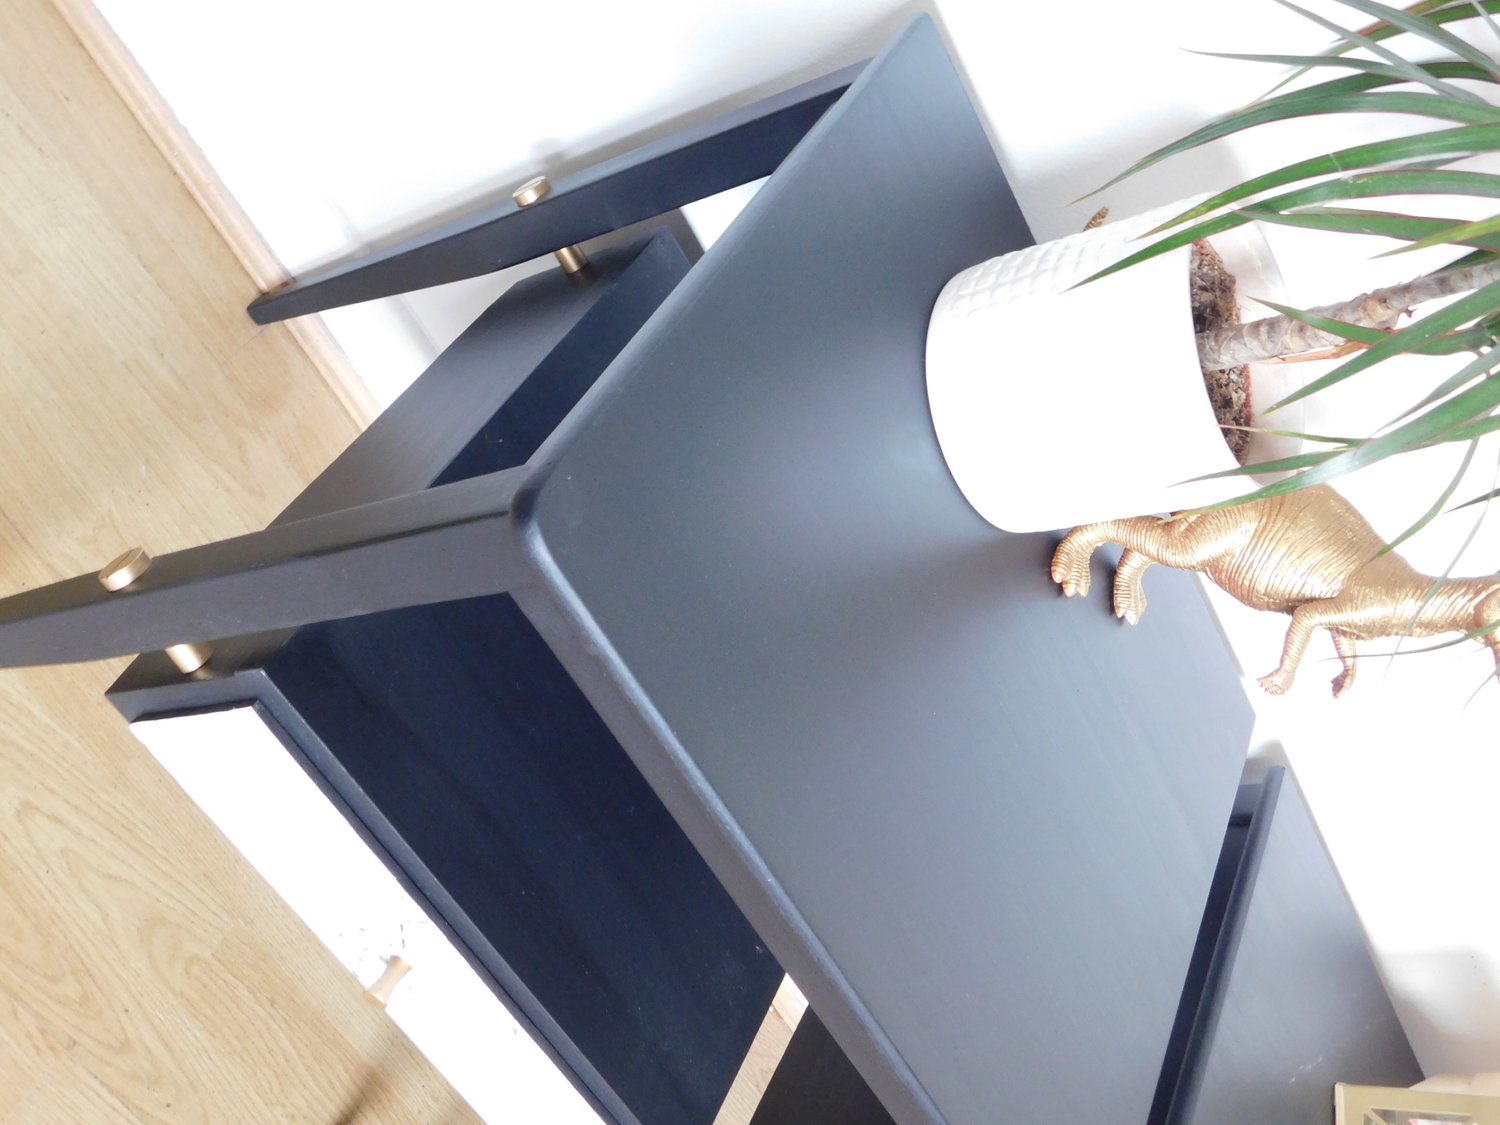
[[0, 1, 480, 1119]]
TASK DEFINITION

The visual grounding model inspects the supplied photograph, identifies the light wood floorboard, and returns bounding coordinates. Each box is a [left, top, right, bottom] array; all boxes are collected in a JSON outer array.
[[0, 1, 479, 1119]]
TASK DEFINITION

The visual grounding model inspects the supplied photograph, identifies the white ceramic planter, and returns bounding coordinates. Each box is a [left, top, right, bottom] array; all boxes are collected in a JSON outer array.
[[925, 201, 1302, 532]]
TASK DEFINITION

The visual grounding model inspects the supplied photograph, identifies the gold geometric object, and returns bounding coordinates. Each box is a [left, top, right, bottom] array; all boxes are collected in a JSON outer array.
[[1336, 1077, 1500, 1124], [98, 547, 211, 673], [511, 174, 590, 274], [98, 546, 152, 591], [163, 642, 212, 675], [511, 175, 551, 207], [1051, 484, 1500, 697], [552, 243, 590, 275]]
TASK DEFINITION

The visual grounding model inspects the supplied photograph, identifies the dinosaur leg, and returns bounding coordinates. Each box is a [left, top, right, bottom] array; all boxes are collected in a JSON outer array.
[[1112, 549, 1156, 624], [1330, 631, 1358, 698], [1053, 514, 1231, 602], [1052, 517, 1164, 598], [1260, 599, 1350, 695], [1477, 592, 1500, 685]]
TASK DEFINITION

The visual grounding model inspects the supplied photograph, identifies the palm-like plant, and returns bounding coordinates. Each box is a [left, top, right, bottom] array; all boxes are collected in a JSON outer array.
[[1087, 0, 1500, 542]]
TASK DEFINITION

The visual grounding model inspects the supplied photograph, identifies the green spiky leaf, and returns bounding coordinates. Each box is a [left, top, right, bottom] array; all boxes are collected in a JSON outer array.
[[1208, 372, 1500, 502], [1088, 64, 1499, 198], [1388, 348, 1500, 423], [1150, 125, 1500, 232], [1381, 438, 1478, 552], [1189, 447, 1348, 480], [1451, 484, 1500, 510], [1269, 278, 1500, 407], [1240, 205, 1500, 246], [1241, 299, 1496, 369], [1078, 173, 1500, 287], [1382, 210, 1500, 255], [1331, 0, 1500, 81], [1271, 0, 1491, 100], [1221, 425, 1363, 444]]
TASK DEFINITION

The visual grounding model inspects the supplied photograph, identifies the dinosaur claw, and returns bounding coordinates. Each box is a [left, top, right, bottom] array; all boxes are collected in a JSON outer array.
[[1116, 591, 1146, 627], [1050, 542, 1091, 598], [1258, 671, 1290, 695], [1113, 591, 1145, 624], [1051, 564, 1089, 598]]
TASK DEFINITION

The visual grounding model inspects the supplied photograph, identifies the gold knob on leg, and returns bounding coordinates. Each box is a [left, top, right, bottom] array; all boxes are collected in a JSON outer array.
[[511, 175, 590, 274], [98, 546, 213, 675], [163, 642, 212, 675], [512, 175, 551, 207], [551, 244, 589, 273], [98, 547, 153, 591]]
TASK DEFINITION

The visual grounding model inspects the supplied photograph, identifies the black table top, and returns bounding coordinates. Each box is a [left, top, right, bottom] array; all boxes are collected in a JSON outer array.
[[1180, 769, 1421, 1123], [519, 17, 1257, 1125]]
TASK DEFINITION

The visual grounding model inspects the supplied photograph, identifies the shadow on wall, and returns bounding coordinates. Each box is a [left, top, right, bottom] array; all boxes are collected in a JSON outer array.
[[1226, 744, 1500, 1083], [1382, 949, 1500, 1078], [1244, 735, 1290, 783], [309, 2, 924, 269]]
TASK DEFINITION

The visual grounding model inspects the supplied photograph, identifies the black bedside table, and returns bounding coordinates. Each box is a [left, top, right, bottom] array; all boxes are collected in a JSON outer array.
[[0, 15, 1419, 1124]]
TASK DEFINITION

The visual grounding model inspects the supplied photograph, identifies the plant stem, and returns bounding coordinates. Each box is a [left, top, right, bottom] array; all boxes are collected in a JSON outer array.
[[1196, 257, 1500, 369]]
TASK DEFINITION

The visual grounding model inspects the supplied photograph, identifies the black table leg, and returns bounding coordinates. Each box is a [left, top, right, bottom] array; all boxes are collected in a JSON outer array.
[[248, 62, 862, 323]]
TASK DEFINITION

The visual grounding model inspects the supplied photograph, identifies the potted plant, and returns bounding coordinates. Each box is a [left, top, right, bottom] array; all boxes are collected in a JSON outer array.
[[928, 0, 1500, 541]]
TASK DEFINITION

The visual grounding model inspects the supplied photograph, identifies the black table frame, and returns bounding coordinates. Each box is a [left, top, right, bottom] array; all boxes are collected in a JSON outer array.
[[0, 15, 1422, 1125]]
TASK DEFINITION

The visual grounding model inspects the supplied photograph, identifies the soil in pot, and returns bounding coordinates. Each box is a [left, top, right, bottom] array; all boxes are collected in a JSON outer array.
[[1189, 239, 1251, 464]]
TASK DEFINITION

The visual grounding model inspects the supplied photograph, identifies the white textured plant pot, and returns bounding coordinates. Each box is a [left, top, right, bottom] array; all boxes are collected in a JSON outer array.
[[926, 201, 1301, 532]]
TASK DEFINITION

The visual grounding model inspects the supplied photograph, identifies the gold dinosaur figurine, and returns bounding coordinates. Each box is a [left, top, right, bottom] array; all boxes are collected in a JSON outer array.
[[1050, 484, 1500, 696]]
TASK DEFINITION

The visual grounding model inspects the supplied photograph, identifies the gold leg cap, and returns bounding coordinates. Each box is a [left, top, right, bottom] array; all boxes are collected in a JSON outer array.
[[512, 175, 551, 207], [553, 244, 590, 274], [98, 547, 153, 591], [513, 174, 589, 275], [164, 642, 212, 675]]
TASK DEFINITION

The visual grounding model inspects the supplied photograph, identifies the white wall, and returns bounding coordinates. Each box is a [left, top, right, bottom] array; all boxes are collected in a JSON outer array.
[[96, 0, 1500, 1079], [130, 709, 602, 1124]]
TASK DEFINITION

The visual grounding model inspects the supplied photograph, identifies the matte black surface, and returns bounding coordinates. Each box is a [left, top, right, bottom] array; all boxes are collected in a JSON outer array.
[[0, 470, 523, 667], [4, 232, 689, 667], [277, 231, 692, 522], [107, 230, 690, 704], [248, 64, 859, 323], [750, 1011, 895, 1125], [264, 595, 783, 1125], [1177, 769, 1421, 1124], [1149, 784, 1258, 1125], [522, 18, 1254, 1125], [107, 232, 781, 1123], [72, 19, 1300, 1125]]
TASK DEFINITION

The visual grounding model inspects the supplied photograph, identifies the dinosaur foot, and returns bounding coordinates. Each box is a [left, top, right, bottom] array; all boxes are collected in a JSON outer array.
[[1050, 542, 1092, 598], [1112, 580, 1146, 625], [1257, 669, 1292, 695]]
